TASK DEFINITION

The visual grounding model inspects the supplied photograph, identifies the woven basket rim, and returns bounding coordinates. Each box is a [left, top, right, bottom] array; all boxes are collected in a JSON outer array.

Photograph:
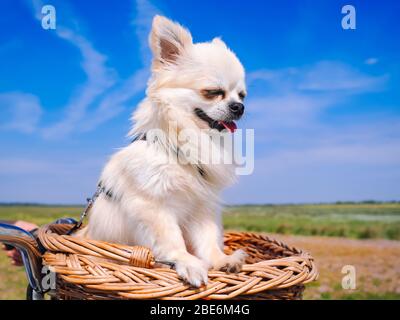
[[38, 223, 318, 300]]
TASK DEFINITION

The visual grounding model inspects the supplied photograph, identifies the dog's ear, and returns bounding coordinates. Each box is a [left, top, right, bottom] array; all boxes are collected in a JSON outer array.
[[149, 15, 192, 67]]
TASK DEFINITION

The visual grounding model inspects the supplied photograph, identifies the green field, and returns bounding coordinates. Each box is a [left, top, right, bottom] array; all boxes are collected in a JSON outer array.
[[224, 203, 400, 240], [1, 203, 399, 300], [1, 202, 400, 240]]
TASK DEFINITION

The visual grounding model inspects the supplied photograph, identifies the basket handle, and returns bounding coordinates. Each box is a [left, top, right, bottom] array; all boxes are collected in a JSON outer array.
[[0, 222, 44, 293], [38, 223, 157, 268]]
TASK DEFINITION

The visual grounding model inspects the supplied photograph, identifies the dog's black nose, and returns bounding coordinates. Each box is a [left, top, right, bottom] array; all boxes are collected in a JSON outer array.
[[228, 102, 245, 117]]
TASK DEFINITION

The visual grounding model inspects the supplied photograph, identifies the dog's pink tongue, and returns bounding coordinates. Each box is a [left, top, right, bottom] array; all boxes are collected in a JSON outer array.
[[219, 121, 237, 133]]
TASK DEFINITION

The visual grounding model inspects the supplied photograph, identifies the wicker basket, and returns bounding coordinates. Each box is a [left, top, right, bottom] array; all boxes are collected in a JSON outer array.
[[35, 223, 318, 300]]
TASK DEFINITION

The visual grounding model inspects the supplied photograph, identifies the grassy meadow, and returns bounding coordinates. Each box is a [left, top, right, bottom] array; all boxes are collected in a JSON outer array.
[[0, 203, 399, 299], [224, 203, 400, 240]]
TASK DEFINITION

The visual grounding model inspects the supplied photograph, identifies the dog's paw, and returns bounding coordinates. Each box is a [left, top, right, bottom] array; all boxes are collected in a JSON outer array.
[[213, 249, 248, 273], [174, 255, 208, 288]]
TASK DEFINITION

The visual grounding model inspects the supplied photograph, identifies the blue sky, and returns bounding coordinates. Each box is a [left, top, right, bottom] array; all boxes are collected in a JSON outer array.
[[0, 0, 399, 204]]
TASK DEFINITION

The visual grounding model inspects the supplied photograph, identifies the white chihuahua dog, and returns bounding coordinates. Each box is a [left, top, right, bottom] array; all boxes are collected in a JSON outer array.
[[77, 15, 247, 287]]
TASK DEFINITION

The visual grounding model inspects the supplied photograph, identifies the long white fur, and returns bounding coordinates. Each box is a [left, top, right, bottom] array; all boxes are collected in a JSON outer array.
[[76, 15, 247, 287]]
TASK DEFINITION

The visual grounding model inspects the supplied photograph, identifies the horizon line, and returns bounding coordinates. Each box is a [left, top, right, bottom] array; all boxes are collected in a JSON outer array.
[[0, 200, 399, 207]]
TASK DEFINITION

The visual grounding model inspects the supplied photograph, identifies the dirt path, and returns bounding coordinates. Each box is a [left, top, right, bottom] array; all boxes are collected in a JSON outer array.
[[270, 234, 400, 299]]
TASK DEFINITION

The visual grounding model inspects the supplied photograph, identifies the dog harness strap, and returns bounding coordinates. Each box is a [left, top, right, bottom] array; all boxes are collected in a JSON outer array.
[[67, 183, 105, 235], [69, 130, 207, 235], [132, 132, 206, 178]]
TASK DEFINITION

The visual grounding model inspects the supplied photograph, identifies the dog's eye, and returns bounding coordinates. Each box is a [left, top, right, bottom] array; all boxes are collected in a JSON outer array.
[[238, 91, 246, 100], [201, 89, 225, 100]]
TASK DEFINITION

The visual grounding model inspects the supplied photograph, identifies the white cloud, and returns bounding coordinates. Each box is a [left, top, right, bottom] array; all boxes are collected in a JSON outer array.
[[258, 142, 400, 175], [0, 154, 106, 204], [40, 27, 117, 138], [0, 155, 104, 175], [246, 93, 335, 130], [225, 115, 400, 204], [299, 61, 387, 92], [247, 61, 388, 94], [365, 57, 379, 65], [3, 1, 397, 204], [0, 92, 43, 133], [81, 68, 149, 131], [245, 61, 389, 136], [14, 0, 119, 139], [222, 60, 399, 203], [3, 0, 159, 139], [0, 0, 161, 204], [133, 0, 161, 65], [7, 0, 116, 138], [80, 0, 159, 132]]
